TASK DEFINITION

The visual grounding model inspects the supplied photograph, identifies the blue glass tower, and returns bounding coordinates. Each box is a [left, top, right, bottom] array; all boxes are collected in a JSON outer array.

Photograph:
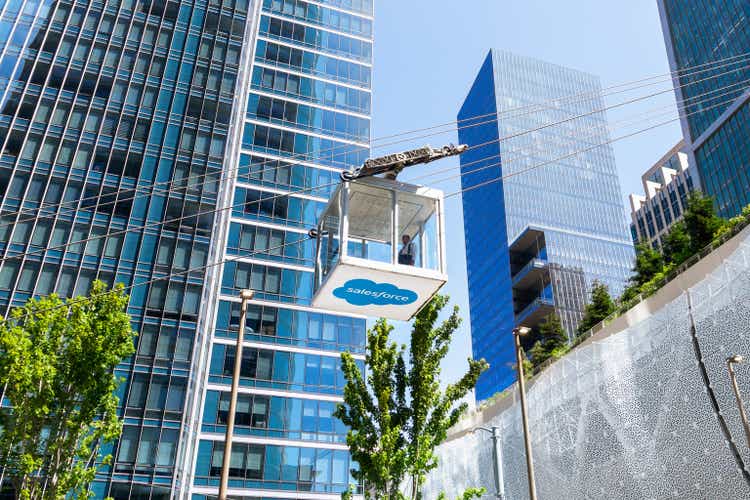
[[658, 0, 750, 218], [459, 50, 634, 400], [0, 0, 372, 498]]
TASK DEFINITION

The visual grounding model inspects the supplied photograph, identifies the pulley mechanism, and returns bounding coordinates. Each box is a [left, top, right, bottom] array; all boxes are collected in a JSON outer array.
[[341, 144, 468, 181]]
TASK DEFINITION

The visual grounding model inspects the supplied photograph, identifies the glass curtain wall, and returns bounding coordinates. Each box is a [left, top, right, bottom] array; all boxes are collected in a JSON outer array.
[[0, 0, 253, 497], [187, 0, 373, 498]]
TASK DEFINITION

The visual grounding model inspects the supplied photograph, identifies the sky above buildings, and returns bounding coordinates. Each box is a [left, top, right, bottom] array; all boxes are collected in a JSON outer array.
[[369, 0, 683, 392]]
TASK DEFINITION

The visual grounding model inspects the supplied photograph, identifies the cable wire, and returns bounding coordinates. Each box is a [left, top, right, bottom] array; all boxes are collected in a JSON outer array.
[[3, 82, 748, 322], [2, 51, 750, 228], [2, 69, 749, 264], [412, 73, 750, 185], [444, 90, 745, 197]]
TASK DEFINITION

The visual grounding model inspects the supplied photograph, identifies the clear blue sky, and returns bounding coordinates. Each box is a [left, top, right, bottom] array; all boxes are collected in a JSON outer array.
[[367, 1, 682, 392]]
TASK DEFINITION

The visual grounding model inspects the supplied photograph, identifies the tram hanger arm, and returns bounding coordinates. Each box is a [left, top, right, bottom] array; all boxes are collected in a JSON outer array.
[[341, 144, 468, 181]]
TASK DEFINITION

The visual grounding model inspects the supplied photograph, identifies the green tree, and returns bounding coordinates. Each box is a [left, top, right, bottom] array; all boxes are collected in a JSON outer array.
[[529, 340, 549, 367], [661, 221, 691, 266], [437, 487, 486, 500], [0, 281, 136, 500], [538, 312, 567, 352], [631, 242, 664, 287], [529, 313, 568, 367], [577, 281, 616, 336], [683, 191, 723, 252], [335, 296, 488, 500]]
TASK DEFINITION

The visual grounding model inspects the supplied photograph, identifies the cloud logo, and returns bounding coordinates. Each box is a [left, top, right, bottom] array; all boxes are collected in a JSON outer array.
[[333, 279, 418, 307]]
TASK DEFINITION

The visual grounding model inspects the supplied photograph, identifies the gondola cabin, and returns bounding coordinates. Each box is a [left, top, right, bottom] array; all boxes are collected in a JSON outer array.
[[311, 176, 447, 321]]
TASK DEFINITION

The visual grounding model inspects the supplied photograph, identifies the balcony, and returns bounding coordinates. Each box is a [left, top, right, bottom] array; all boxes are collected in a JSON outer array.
[[511, 257, 549, 291], [515, 297, 555, 328]]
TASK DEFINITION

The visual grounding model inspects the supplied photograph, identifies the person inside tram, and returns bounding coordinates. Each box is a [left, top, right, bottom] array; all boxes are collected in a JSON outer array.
[[398, 234, 415, 265]]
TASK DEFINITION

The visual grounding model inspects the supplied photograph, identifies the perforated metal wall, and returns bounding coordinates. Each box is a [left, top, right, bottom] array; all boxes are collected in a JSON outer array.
[[424, 232, 750, 499]]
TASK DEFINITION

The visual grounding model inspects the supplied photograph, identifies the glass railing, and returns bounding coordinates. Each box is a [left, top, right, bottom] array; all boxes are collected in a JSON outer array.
[[511, 257, 548, 285]]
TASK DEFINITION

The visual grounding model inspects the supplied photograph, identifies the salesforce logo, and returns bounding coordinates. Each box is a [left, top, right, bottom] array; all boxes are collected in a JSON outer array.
[[333, 279, 418, 307]]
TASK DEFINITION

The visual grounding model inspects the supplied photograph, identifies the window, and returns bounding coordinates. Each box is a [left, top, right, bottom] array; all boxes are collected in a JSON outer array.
[[73, 145, 92, 168], [73, 270, 95, 297], [18, 263, 39, 292], [332, 450, 348, 484], [11, 221, 32, 244], [104, 234, 123, 258], [246, 445, 264, 479], [174, 240, 190, 269], [85, 227, 106, 256], [256, 350, 273, 380], [84, 111, 102, 132], [211, 444, 225, 476], [138, 325, 159, 357], [156, 327, 176, 358], [146, 376, 168, 410], [155, 429, 178, 467], [148, 283, 167, 309], [165, 378, 185, 412], [117, 427, 139, 463], [0, 262, 20, 290], [39, 140, 58, 163], [156, 238, 175, 266], [183, 285, 201, 315], [136, 427, 158, 464], [190, 244, 207, 268], [68, 225, 88, 254], [165, 284, 184, 313], [128, 373, 149, 409], [175, 333, 192, 362], [36, 265, 57, 295], [8, 175, 27, 198]]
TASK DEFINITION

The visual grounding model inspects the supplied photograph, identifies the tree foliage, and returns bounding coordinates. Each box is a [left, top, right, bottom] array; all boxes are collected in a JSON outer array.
[[630, 242, 664, 287], [529, 340, 548, 367], [539, 312, 567, 352], [335, 295, 488, 499], [661, 221, 691, 266], [529, 313, 567, 367], [577, 281, 616, 336], [436, 487, 486, 500], [0, 281, 136, 499], [683, 191, 723, 252]]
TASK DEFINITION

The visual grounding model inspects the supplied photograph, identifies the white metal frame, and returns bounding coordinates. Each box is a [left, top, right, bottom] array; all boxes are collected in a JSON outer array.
[[316, 176, 447, 290]]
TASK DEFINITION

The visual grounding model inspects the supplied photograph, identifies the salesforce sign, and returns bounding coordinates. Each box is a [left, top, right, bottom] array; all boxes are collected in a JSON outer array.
[[311, 260, 447, 321], [333, 279, 418, 306]]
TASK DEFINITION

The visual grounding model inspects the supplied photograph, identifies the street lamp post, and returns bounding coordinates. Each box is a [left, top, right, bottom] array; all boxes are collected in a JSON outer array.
[[727, 355, 750, 449], [472, 426, 505, 499], [218, 289, 255, 500], [513, 326, 537, 500]]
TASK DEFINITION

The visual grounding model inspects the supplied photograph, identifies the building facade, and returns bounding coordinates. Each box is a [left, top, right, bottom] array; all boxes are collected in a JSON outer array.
[[0, 0, 372, 498], [458, 50, 634, 400], [658, 0, 750, 218], [629, 140, 695, 249]]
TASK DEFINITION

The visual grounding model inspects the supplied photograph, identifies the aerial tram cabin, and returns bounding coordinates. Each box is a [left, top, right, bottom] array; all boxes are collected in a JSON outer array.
[[311, 145, 465, 321]]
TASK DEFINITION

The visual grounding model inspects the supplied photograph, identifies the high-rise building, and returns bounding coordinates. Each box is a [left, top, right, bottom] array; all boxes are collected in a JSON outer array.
[[0, 0, 372, 498], [628, 140, 695, 249], [657, 0, 750, 218], [458, 50, 634, 400]]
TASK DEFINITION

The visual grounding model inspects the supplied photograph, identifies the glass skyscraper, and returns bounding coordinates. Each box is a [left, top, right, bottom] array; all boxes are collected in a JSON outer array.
[[458, 50, 634, 400], [658, 0, 750, 218], [0, 0, 372, 498]]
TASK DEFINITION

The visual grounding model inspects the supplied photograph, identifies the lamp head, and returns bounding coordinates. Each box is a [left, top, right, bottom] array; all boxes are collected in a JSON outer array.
[[240, 289, 255, 301], [514, 326, 531, 336], [728, 355, 744, 364]]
